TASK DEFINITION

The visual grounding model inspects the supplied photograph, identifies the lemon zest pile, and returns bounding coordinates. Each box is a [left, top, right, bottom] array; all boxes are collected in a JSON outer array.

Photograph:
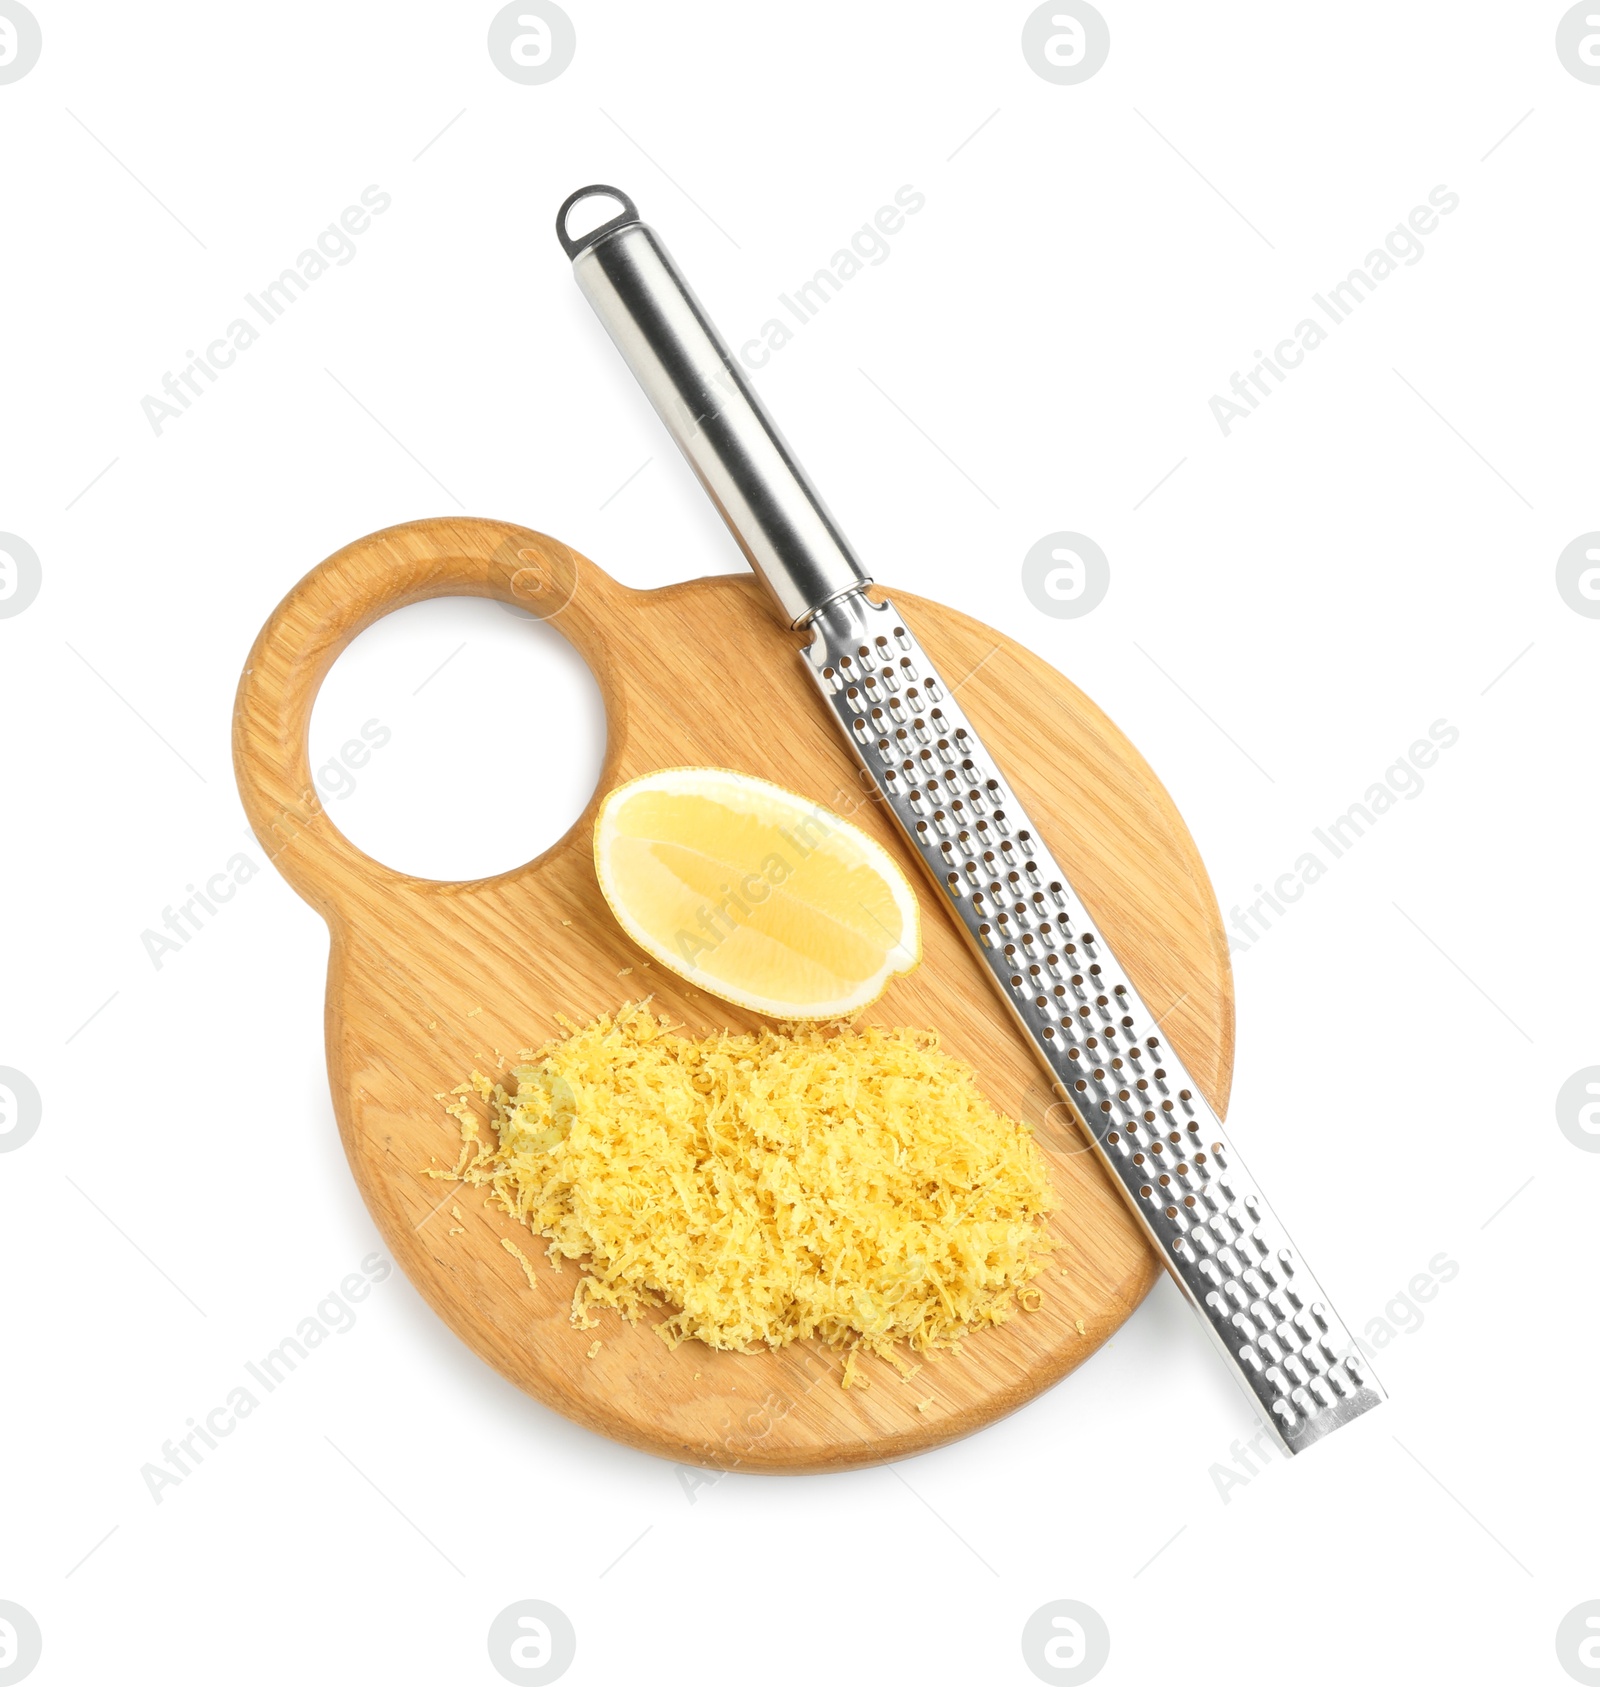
[[433, 1002, 1054, 1381]]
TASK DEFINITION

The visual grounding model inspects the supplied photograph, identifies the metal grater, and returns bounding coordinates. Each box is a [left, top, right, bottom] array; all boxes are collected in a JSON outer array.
[[558, 185, 1384, 1455]]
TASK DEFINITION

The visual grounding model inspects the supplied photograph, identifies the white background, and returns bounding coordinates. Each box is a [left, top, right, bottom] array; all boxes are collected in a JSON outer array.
[[2, 3, 1597, 1683]]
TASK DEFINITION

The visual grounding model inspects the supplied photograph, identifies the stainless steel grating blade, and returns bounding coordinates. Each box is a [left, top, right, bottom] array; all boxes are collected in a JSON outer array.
[[559, 183, 1385, 1454], [799, 591, 1383, 1453]]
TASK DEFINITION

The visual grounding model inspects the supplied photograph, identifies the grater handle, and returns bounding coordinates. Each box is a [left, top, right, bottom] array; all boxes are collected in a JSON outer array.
[[557, 185, 872, 629]]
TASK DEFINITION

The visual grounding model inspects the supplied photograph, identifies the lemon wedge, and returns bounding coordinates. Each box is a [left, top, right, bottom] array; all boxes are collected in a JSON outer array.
[[593, 767, 921, 1018]]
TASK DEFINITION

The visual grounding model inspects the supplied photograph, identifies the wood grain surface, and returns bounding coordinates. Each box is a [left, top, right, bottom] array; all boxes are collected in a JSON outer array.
[[232, 517, 1235, 1472]]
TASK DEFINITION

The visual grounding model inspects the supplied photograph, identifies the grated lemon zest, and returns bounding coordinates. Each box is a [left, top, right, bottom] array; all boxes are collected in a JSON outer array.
[[501, 1236, 540, 1292], [432, 1002, 1053, 1383]]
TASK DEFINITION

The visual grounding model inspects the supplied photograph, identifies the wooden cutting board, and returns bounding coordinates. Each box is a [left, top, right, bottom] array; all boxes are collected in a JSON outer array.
[[233, 516, 1234, 1473]]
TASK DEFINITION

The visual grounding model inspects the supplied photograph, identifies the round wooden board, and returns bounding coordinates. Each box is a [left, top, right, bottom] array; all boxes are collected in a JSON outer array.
[[233, 517, 1234, 1473]]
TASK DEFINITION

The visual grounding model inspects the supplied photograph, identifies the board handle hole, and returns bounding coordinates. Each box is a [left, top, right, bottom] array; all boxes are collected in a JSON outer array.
[[309, 596, 604, 883]]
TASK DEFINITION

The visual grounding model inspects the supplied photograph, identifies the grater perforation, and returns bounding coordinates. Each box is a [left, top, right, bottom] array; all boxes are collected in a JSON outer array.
[[801, 590, 1384, 1455]]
